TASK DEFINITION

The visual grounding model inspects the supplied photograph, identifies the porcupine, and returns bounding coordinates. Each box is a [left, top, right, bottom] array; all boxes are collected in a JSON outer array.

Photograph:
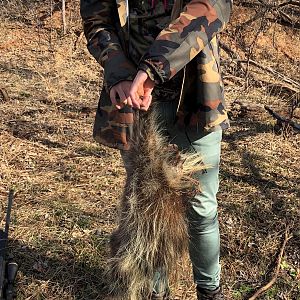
[[108, 105, 205, 300]]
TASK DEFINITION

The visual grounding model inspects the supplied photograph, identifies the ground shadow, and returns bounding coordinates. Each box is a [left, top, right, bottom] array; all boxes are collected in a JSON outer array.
[[219, 117, 300, 299], [9, 235, 111, 300]]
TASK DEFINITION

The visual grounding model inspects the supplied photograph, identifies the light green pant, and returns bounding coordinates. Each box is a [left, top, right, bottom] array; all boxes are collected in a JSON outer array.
[[122, 101, 222, 293], [180, 130, 221, 291], [157, 102, 221, 292]]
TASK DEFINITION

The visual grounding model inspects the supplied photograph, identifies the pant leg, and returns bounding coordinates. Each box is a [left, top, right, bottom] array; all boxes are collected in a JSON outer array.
[[155, 101, 222, 291], [165, 122, 221, 291], [186, 130, 222, 291]]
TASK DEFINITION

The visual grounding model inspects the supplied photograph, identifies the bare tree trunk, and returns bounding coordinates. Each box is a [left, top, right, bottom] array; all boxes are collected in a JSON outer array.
[[62, 0, 67, 35]]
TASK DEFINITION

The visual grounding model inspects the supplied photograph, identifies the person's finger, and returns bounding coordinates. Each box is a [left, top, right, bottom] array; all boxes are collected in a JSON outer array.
[[132, 97, 141, 109], [144, 87, 152, 100], [116, 87, 131, 109], [129, 84, 140, 108], [109, 88, 117, 105], [140, 86, 153, 110], [124, 89, 133, 107], [130, 76, 146, 107], [126, 96, 133, 107], [140, 95, 152, 111], [110, 88, 122, 109], [116, 87, 127, 103], [130, 87, 141, 109], [110, 90, 122, 109]]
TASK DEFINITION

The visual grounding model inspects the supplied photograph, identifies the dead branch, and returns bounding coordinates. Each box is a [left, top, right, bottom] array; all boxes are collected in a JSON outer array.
[[237, 0, 300, 8], [219, 41, 240, 60], [235, 1, 261, 9], [276, 5, 300, 29], [278, 0, 300, 8], [237, 10, 268, 30], [221, 45, 300, 96], [248, 228, 292, 300], [265, 83, 299, 96], [0, 88, 9, 103], [228, 100, 265, 120], [235, 0, 300, 29], [238, 59, 300, 89], [74, 31, 84, 51], [279, 10, 294, 23], [265, 105, 300, 131], [62, 0, 66, 35]]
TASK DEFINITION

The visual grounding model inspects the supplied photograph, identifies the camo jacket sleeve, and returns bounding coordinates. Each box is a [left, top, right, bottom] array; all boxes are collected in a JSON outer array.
[[80, 0, 136, 90], [139, 0, 232, 83]]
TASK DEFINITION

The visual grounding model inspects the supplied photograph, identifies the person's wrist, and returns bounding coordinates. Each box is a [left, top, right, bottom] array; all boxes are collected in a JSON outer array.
[[138, 63, 160, 85], [108, 79, 133, 92]]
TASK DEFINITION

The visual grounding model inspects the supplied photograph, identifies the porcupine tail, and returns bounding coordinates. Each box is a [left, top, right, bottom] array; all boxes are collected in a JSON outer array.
[[108, 106, 204, 300]]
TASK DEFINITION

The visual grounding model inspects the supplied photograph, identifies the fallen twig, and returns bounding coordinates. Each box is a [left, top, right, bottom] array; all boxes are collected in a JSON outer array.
[[236, 0, 300, 29], [219, 41, 240, 60], [248, 228, 292, 300], [62, 0, 67, 35], [278, 0, 300, 8], [265, 106, 300, 131], [0, 88, 9, 103], [74, 31, 84, 51], [238, 59, 300, 89], [221, 53, 300, 96]]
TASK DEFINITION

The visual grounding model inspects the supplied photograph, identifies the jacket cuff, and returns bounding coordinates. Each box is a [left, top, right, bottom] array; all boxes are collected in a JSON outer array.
[[138, 61, 164, 85], [103, 50, 137, 91]]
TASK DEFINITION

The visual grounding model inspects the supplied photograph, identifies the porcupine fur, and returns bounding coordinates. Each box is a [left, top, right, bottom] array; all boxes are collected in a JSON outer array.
[[108, 106, 204, 300]]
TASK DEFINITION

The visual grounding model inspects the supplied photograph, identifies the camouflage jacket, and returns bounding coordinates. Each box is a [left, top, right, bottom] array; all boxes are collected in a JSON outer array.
[[80, 0, 232, 150]]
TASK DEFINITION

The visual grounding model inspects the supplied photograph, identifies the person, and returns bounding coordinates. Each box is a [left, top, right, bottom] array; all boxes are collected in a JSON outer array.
[[80, 0, 232, 299]]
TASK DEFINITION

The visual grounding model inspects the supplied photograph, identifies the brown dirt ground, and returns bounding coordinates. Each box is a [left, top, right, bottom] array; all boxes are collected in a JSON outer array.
[[0, 2, 299, 300]]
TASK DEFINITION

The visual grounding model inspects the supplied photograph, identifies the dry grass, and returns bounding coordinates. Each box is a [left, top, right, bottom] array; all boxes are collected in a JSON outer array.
[[0, 1, 299, 299]]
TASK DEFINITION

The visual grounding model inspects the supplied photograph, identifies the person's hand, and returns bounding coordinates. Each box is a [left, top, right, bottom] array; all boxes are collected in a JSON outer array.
[[109, 81, 134, 110], [130, 70, 155, 111]]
